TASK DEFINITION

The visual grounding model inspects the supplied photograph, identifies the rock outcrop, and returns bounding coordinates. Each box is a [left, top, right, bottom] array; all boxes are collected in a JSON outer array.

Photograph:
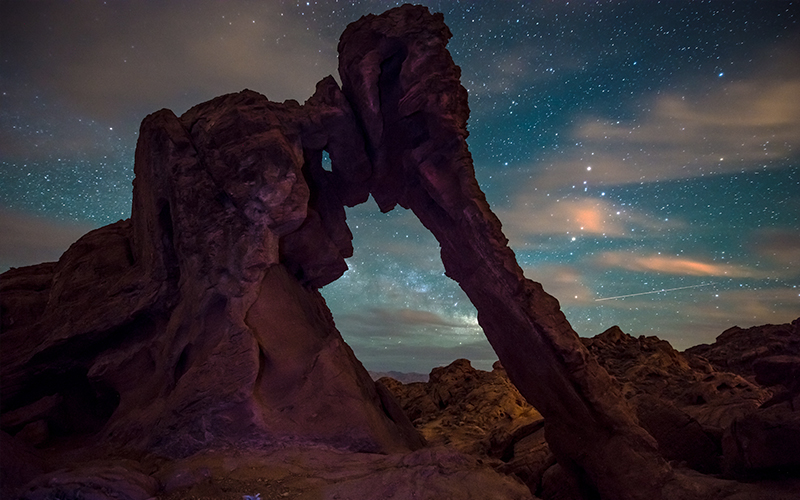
[[581, 326, 771, 475], [381, 359, 552, 495], [383, 324, 800, 499], [685, 319, 800, 380], [380, 359, 544, 457], [0, 86, 423, 460], [583, 326, 771, 430], [685, 318, 800, 477]]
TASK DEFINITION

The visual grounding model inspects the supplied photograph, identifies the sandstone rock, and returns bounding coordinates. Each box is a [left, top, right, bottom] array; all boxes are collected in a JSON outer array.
[[583, 326, 770, 431], [381, 359, 544, 457], [0, 432, 46, 499], [632, 394, 719, 473], [0, 394, 62, 434], [497, 428, 556, 496], [722, 393, 800, 477], [685, 318, 800, 380], [0, 262, 54, 332], [753, 355, 800, 392], [151, 446, 537, 500], [679, 320, 800, 479], [16, 463, 159, 500], [6, 4, 767, 499], [1, 87, 421, 458], [539, 463, 589, 500], [382, 360, 555, 496], [338, 6, 671, 498]]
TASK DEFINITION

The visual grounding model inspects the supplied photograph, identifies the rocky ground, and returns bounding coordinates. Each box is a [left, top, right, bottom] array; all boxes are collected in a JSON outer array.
[[8, 443, 532, 500], [379, 318, 800, 499], [4, 319, 799, 500]]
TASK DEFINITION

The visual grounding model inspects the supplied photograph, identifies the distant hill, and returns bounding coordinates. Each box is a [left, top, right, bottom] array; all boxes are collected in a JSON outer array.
[[369, 370, 429, 383]]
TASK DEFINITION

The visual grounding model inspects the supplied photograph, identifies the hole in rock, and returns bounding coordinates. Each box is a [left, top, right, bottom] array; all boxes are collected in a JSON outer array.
[[322, 150, 332, 172], [320, 201, 496, 375], [51, 369, 120, 436], [174, 344, 193, 383], [6, 368, 120, 439]]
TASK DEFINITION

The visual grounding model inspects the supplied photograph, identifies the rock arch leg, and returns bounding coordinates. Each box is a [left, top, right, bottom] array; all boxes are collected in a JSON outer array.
[[336, 5, 673, 499]]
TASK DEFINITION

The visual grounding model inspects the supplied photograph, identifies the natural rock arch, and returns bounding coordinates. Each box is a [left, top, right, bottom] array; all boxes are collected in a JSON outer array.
[[1, 5, 678, 499]]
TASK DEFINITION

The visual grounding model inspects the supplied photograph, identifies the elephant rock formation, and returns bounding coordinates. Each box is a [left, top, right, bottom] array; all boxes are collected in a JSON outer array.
[[1, 5, 681, 499]]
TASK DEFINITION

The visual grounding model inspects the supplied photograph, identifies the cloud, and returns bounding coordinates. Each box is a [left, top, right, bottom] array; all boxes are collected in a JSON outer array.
[[333, 304, 491, 372], [0, 209, 94, 271], [336, 306, 480, 340], [496, 193, 679, 246], [522, 264, 597, 305], [0, 2, 338, 137], [527, 43, 800, 189], [366, 307, 478, 330], [749, 228, 800, 271], [595, 251, 764, 278]]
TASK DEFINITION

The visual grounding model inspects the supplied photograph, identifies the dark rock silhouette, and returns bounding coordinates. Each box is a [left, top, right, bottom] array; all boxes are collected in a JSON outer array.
[[685, 318, 800, 477], [337, 7, 676, 499], [685, 319, 800, 379]]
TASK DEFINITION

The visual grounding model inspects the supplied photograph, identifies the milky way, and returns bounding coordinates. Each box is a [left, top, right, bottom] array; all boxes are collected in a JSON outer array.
[[1, 1, 798, 372]]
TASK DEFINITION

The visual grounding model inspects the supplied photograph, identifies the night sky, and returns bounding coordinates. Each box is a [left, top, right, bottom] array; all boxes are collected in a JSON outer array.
[[2, 1, 798, 373]]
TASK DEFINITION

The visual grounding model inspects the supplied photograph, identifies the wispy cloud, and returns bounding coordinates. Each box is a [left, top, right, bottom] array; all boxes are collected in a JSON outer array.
[[527, 43, 800, 189], [365, 307, 478, 330], [336, 306, 480, 339], [0, 2, 337, 140], [749, 228, 800, 272], [595, 251, 764, 278], [496, 194, 679, 246]]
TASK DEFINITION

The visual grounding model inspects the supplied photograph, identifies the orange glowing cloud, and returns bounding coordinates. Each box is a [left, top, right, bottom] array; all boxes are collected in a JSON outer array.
[[596, 252, 762, 278], [495, 194, 679, 247]]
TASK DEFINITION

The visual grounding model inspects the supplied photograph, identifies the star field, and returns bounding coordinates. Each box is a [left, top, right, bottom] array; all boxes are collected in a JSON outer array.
[[1, 1, 798, 372]]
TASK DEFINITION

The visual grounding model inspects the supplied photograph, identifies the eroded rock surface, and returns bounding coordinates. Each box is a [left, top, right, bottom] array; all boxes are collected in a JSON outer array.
[[583, 326, 770, 430], [381, 359, 552, 495], [684, 318, 800, 477], [0, 87, 422, 461], [685, 319, 800, 380], [380, 359, 544, 457], [384, 325, 800, 498], [11, 447, 535, 500]]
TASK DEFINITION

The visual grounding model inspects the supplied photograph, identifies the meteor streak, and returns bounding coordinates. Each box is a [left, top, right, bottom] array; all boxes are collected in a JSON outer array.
[[595, 283, 713, 302]]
